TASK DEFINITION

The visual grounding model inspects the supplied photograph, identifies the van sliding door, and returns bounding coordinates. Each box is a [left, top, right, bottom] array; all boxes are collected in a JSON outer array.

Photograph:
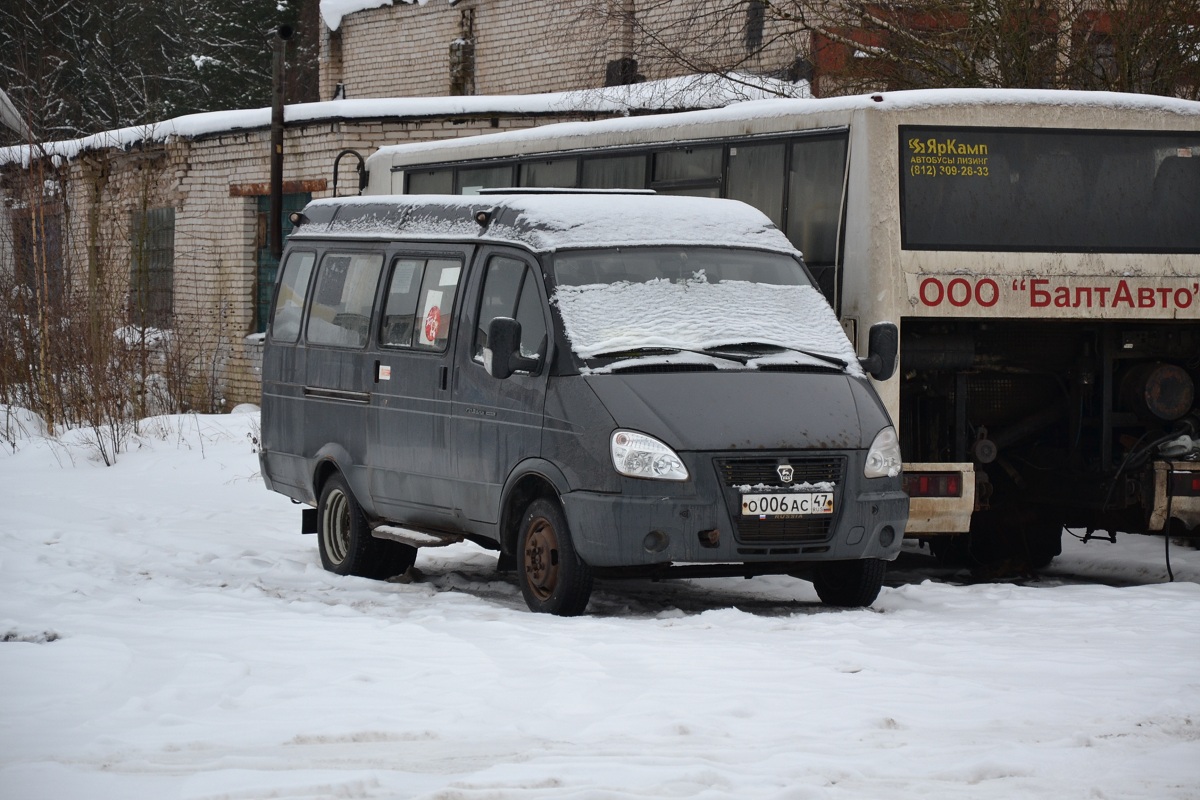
[[367, 252, 466, 527]]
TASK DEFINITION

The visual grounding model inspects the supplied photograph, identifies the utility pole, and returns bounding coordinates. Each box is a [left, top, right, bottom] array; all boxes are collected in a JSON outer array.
[[269, 25, 294, 260]]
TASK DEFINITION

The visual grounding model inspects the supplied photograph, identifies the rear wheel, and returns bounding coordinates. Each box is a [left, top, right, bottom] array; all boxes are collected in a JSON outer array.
[[964, 506, 1062, 572], [318, 473, 416, 579], [812, 559, 887, 607], [518, 498, 593, 616]]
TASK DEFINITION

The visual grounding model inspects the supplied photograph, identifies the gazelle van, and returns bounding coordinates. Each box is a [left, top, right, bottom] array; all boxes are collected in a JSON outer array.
[[259, 192, 908, 615]]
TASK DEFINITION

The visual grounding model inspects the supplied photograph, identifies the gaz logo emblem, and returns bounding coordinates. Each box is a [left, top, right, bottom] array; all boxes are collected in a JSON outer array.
[[776, 464, 794, 483]]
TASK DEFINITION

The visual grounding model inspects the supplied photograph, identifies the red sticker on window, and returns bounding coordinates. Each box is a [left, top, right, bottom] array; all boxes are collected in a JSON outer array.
[[423, 306, 442, 342]]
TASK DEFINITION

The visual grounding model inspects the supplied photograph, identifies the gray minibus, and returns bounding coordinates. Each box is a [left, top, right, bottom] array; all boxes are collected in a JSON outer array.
[[259, 193, 908, 615]]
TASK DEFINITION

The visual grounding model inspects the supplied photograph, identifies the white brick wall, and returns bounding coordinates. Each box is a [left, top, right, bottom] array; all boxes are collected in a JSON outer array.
[[323, 0, 806, 101], [3, 110, 619, 407]]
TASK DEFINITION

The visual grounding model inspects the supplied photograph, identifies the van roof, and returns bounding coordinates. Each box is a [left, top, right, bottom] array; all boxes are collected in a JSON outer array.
[[288, 193, 800, 255]]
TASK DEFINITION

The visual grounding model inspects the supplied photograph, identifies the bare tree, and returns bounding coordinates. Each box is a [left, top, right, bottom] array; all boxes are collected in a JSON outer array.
[[0, 0, 319, 145], [582, 0, 1200, 98]]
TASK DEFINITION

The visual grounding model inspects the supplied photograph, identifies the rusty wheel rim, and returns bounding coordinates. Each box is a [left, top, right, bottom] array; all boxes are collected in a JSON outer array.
[[523, 515, 559, 602]]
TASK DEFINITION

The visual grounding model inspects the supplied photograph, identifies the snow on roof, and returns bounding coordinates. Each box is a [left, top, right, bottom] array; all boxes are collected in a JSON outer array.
[[297, 192, 801, 254], [370, 87, 1200, 167], [0, 74, 807, 168], [320, 0, 428, 30]]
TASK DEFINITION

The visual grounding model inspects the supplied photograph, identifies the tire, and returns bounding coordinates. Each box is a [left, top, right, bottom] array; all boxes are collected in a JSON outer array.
[[812, 559, 887, 608], [318, 473, 417, 580], [1024, 519, 1063, 569], [517, 498, 593, 616], [963, 506, 1062, 573]]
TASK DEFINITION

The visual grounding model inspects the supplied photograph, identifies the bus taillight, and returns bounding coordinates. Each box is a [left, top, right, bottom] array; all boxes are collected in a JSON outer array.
[[1169, 472, 1200, 497], [903, 472, 963, 498]]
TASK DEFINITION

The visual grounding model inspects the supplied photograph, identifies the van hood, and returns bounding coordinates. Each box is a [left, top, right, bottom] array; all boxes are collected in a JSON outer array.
[[583, 371, 884, 451]]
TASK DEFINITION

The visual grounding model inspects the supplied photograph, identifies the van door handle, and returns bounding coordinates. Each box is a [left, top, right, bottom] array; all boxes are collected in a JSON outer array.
[[439, 365, 449, 391]]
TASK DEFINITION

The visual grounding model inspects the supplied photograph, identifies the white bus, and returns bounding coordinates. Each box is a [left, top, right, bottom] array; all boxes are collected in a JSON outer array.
[[361, 88, 1200, 567]]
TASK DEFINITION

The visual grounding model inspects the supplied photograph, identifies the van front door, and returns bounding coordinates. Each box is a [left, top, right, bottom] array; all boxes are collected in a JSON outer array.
[[453, 251, 551, 524]]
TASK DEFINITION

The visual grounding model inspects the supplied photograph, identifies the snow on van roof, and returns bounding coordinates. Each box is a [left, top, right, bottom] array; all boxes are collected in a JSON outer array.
[[369, 87, 1200, 167], [297, 193, 801, 254]]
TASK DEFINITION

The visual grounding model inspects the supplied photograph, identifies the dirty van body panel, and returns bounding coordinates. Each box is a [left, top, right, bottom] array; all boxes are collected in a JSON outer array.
[[561, 448, 906, 568], [368, 348, 459, 527], [553, 372, 905, 568], [583, 372, 871, 451], [541, 377, 620, 494], [260, 340, 311, 501], [305, 344, 376, 510]]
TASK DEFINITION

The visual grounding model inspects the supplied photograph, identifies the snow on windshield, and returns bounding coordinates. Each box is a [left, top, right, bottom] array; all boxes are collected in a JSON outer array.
[[552, 275, 862, 375]]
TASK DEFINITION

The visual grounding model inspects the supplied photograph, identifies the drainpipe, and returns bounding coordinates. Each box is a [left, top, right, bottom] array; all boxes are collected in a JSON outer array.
[[269, 25, 294, 260]]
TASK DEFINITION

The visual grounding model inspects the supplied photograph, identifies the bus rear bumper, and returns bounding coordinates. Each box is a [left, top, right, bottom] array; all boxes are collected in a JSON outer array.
[[902, 462, 976, 535], [1149, 461, 1200, 531]]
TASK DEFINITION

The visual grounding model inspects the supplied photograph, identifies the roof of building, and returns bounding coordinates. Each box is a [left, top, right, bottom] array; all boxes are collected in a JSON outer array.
[[0, 73, 808, 168]]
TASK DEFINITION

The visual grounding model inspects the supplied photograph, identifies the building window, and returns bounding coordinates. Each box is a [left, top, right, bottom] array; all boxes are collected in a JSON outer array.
[[745, 0, 766, 52], [130, 207, 174, 328], [9, 206, 65, 308]]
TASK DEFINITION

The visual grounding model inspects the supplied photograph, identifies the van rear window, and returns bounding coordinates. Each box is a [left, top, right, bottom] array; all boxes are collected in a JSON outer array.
[[270, 250, 315, 343]]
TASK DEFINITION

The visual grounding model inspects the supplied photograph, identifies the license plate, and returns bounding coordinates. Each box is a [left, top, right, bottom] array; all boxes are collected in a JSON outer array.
[[741, 492, 834, 517]]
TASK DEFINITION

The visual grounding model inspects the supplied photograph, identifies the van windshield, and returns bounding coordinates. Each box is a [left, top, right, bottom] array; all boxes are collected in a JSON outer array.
[[550, 247, 860, 375]]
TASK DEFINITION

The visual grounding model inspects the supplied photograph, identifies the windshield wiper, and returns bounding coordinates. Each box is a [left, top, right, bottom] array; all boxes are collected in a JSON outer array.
[[703, 342, 848, 369], [587, 346, 748, 366]]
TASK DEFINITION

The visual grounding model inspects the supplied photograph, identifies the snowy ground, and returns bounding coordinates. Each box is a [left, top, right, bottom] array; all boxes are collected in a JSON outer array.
[[2, 411, 1198, 800]]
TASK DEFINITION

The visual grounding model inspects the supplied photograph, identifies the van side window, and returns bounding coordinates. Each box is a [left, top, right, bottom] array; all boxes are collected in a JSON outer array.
[[380, 257, 462, 351], [270, 250, 315, 343], [305, 252, 384, 348], [380, 258, 425, 347], [474, 256, 547, 363]]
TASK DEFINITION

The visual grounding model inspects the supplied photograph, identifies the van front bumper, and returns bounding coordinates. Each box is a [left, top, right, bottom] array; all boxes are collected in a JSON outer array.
[[560, 450, 908, 569]]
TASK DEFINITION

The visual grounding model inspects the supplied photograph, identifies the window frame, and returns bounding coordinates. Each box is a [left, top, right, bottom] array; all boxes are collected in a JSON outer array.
[[129, 206, 175, 329], [471, 252, 550, 374], [303, 249, 386, 350], [378, 252, 467, 352]]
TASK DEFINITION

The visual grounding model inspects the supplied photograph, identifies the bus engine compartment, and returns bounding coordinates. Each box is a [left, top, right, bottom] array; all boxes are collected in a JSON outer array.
[[899, 318, 1200, 564]]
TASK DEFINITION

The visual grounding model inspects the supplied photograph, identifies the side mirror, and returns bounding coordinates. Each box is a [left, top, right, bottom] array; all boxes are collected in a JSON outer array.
[[484, 317, 539, 379], [858, 321, 898, 381]]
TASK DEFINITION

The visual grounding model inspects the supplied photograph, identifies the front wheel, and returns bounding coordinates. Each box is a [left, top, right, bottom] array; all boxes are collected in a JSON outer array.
[[517, 498, 593, 616], [812, 559, 887, 607], [318, 473, 416, 580]]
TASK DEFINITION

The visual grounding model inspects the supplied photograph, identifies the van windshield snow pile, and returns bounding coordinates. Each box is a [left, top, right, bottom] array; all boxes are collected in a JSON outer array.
[[551, 247, 859, 374]]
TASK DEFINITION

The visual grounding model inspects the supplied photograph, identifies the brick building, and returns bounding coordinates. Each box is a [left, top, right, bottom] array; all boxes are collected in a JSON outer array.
[[0, 76, 801, 409], [318, 0, 808, 101]]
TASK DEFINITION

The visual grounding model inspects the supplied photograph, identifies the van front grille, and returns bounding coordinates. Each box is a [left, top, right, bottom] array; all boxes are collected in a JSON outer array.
[[715, 456, 845, 546], [716, 456, 843, 487]]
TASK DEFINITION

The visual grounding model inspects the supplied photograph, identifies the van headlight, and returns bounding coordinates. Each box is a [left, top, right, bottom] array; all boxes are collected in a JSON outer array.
[[610, 430, 689, 481], [864, 426, 902, 478]]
